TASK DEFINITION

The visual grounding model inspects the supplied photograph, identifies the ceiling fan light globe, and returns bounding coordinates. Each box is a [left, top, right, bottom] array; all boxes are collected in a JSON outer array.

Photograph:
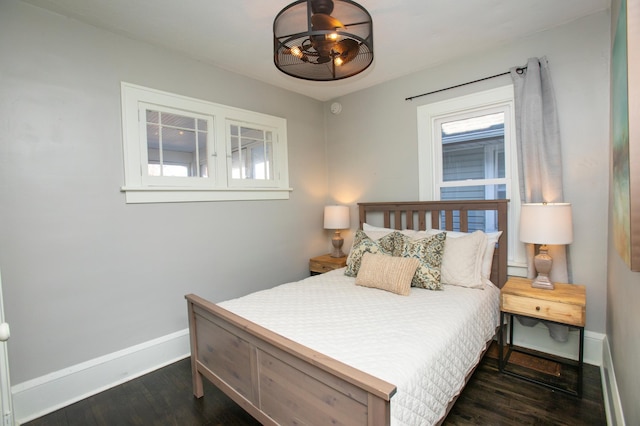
[[290, 46, 303, 58]]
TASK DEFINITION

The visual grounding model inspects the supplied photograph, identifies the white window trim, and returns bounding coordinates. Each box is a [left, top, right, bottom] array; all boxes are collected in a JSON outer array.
[[417, 85, 526, 275], [120, 82, 292, 203]]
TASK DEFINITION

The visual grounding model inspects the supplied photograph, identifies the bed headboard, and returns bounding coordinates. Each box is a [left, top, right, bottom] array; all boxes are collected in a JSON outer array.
[[358, 200, 509, 288]]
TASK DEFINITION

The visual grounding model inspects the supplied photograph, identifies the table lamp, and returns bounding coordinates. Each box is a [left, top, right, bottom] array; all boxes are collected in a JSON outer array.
[[519, 203, 573, 290], [324, 205, 350, 258]]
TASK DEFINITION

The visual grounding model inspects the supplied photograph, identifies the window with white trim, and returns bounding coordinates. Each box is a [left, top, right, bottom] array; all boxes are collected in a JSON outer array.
[[120, 83, 291, 203], [417, 86, 526, 272]]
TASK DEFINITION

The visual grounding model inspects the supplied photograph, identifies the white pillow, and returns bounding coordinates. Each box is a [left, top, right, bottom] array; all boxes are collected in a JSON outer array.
[[363, 223, 388, 231], [361, 230, 395, 241], [439, 231, 487, 288], [419, 229, 503, 280], [362, 223, 417, 239]]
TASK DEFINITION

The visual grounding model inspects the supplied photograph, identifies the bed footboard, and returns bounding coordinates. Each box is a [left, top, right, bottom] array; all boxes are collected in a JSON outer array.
[[186, 294, 396, 426]]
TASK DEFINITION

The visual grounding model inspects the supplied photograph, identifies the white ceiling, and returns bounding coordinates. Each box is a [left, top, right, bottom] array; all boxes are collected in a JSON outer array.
[[22, 0, 609, 101]]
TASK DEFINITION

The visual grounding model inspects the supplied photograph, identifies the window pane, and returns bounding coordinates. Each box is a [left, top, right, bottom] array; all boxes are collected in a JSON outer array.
[[145, 109, 208, 177], [231, 147, 245, 179], [440, 184, 506, 232], [441, 185, 486, 200], [442, 144, 485, 181], [160, 112, 196, 130], [440, 184, 506, 201], [198, 131, 208, 178], [147, 163, 189, 177], [441, 112, 504, 134], [441, 113, 505, 182], [146, 110, 159, 123], [265, 135, 273, 179], [230, 125, 273, 181], [250, 144, 265, 179], [147, 124, 159, 150]]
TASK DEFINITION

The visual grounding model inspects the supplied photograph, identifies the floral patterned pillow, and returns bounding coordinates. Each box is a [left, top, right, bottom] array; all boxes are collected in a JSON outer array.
[[390, 232, 411, 256], [400, 232, 447, 290], [344, 230, 396, 277]]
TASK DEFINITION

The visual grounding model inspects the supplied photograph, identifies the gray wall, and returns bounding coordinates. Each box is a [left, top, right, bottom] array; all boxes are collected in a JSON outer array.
[[607, 1, 640, 424], [3, 2, 638, 423], [326, 12, 610, 336], [0, 1, 329, 384]]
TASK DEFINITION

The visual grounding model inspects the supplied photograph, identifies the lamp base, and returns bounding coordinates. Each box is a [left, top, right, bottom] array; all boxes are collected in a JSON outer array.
[[531, 274, 555, 290], [330, 231, 345, 258], [531, 245, 554, 290]]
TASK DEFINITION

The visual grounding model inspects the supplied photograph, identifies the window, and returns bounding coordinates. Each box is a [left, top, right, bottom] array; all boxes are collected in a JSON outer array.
[[120, 83, 291, 203], [417, 86, 526, 272], [229, 123, 274, 183]]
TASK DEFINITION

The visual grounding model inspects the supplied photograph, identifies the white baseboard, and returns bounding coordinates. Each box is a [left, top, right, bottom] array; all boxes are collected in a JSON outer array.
[[10, 325, 623, 425], [11, 328, 190, 425], [601, 335, 626, 426]]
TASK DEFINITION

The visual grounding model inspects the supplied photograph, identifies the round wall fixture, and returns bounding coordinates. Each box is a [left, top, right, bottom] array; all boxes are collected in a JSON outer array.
[[330, 102, 342, 114]]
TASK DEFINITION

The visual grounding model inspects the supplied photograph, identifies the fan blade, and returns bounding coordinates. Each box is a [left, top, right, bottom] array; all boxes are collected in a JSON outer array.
[[311, 13, 344, 31], [333, 39, 360, 65], [310, 13, 343, 58]]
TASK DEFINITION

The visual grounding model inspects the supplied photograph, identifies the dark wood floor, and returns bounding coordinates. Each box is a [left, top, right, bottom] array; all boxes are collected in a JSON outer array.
[[25, 347, 606, 426], [444, 347, 606, 426]]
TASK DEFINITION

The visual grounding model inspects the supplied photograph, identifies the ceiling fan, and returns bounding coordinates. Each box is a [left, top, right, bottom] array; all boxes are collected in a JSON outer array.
[[273, 0, 374, 81]]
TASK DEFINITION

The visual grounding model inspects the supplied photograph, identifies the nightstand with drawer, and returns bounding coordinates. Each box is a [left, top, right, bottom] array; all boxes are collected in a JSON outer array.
[[499, 276, 586, 396], [309, 254, 347, 275]]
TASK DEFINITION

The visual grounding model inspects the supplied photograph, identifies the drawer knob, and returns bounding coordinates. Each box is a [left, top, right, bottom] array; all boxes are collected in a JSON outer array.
[[536, 306, 541, 311]]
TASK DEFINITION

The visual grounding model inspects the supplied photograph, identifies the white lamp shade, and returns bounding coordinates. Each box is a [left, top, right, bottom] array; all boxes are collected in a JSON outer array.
[[324, 205, 350, 229], [519, 203, 573, 245]]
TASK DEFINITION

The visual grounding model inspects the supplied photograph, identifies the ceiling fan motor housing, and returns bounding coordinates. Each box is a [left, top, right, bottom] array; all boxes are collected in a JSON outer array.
[[311, 0, 334, 15]]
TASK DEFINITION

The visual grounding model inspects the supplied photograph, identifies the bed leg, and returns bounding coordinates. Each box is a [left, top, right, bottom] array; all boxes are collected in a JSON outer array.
[[192, 368, 204, 398], [186, 296, 204, 398]]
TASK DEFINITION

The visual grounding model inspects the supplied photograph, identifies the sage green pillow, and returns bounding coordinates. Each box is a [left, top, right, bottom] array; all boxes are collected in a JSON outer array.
[[400, 232, 446, 290], [344, 230, 396, 277]]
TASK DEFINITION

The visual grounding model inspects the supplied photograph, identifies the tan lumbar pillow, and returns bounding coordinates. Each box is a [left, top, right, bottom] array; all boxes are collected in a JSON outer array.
[[355, 253, 420, 296]]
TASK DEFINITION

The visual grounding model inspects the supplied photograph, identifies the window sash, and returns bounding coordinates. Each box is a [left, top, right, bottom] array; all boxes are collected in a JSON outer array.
[[139, 102, 215, 188], [433, 104, 512, 194], [417, 86, 526, 273], [226, 120, 281, 188]]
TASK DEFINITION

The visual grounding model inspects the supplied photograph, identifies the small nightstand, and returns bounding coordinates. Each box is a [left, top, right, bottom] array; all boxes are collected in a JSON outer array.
[[499, 276, 586, 397], [309, 254, 347, 275]]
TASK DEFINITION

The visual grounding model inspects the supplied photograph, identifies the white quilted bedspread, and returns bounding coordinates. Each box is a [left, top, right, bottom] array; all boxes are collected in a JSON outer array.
[[219, 268, 500, 425]]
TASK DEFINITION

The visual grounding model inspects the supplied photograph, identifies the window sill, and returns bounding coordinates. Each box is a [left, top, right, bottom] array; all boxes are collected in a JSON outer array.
[[507, 263, 528, 278], [121, 186, 293, 203]]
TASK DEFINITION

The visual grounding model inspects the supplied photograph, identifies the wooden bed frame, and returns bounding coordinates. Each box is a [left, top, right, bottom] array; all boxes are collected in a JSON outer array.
[[185, 199, 508, 425]]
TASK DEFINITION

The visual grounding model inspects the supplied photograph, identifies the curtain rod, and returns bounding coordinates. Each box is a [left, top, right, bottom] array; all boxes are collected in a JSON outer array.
[[405, 67, 526, 102]]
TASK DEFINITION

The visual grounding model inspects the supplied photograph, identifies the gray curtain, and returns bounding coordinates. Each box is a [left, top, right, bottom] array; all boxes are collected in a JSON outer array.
[[511, 57, 571, 342]]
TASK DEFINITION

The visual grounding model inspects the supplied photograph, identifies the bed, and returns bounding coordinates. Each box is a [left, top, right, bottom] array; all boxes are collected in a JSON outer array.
[[186, 200, 508, 425]]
